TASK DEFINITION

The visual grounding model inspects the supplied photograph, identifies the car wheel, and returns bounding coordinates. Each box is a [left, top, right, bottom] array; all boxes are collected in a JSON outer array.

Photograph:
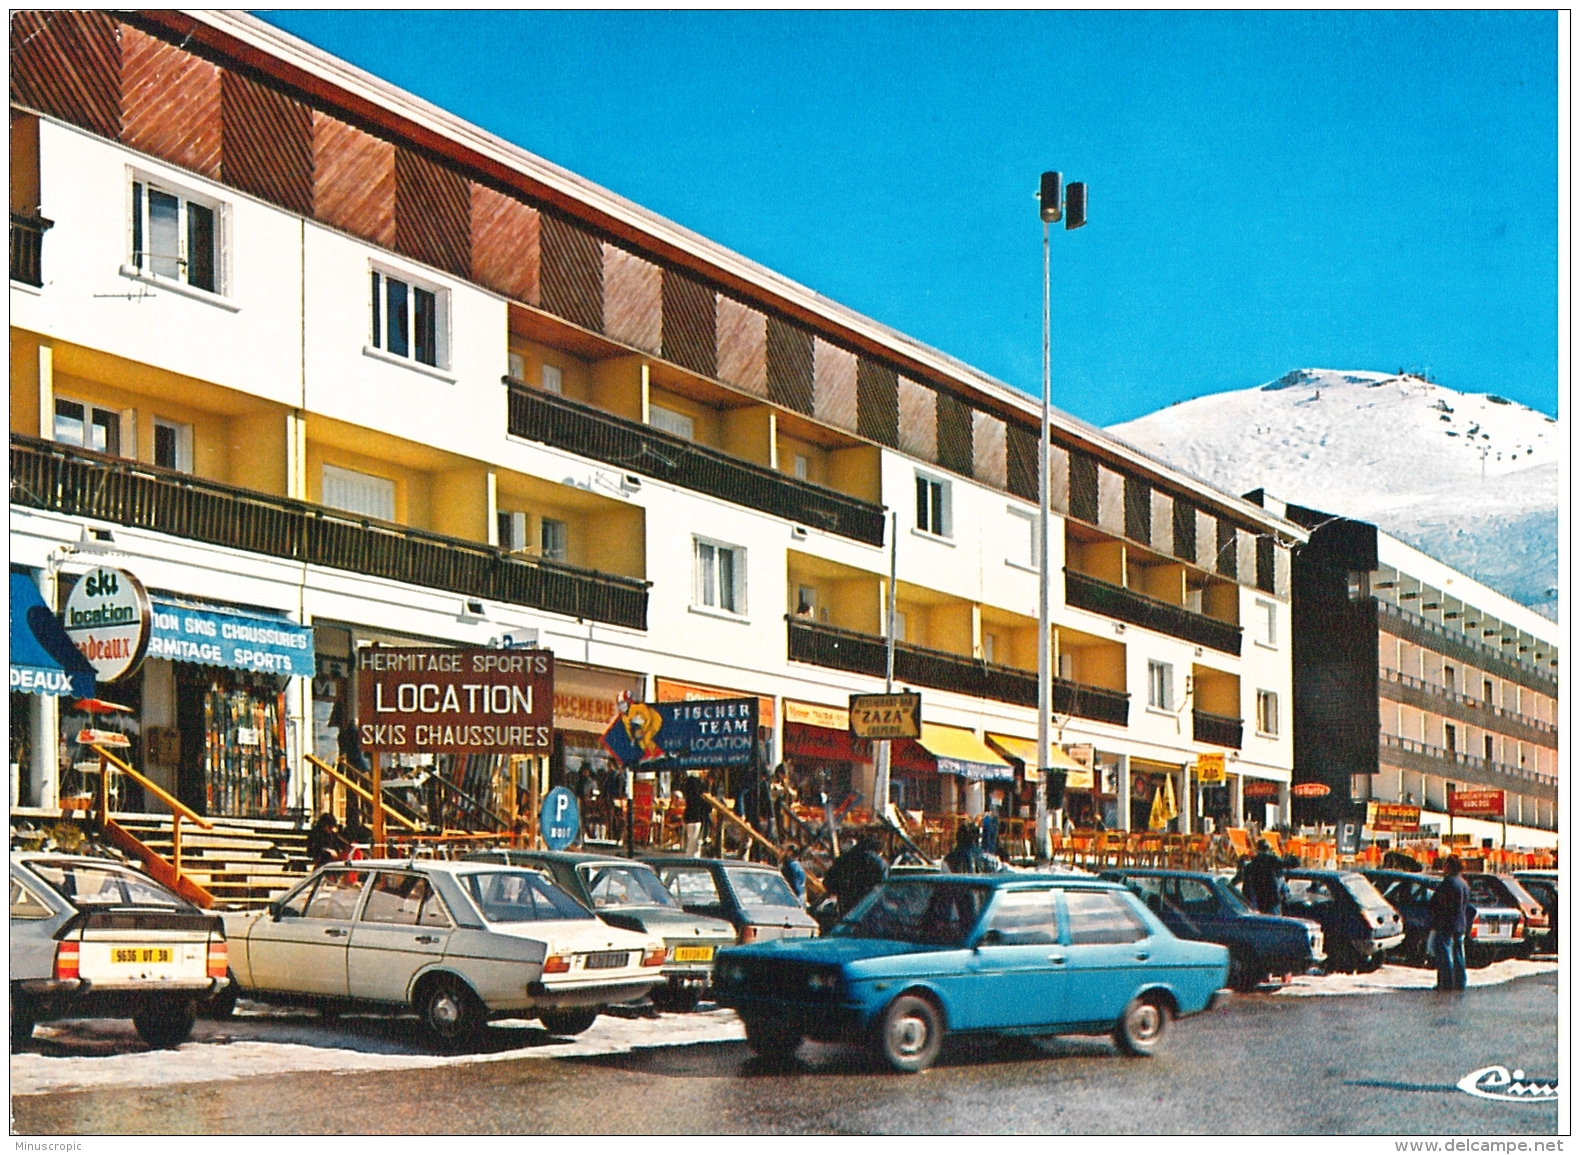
[[419, 977, 483, 1048], [658, 982, 700, 1013], [133, 998, 196, 1049], [1226, 952, 1263, 993], [202, 972, 239, 1020], [10, 990, 36, 1051], [876, 994, 942, 1074], [1325, 944, 1358, 974], [743, 1016, 802, 1061], [538, 1008, 599, 1036], [1466, 946, 1493, 970], [1355, 952, 1383, 974], [1113, 994, 1170, 1057]]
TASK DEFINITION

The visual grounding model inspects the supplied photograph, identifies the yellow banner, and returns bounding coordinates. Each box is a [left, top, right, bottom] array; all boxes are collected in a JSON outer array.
[[1195, 752, 1226, 784]]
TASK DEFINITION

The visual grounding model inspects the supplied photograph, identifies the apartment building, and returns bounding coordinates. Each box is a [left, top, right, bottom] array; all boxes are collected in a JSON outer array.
[[9, 11, 1305, 837], [1250, 495, 1559, 849]]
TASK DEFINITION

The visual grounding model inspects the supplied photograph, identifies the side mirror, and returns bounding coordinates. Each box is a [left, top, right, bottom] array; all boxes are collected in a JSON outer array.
[[267, 900, 283, 921]]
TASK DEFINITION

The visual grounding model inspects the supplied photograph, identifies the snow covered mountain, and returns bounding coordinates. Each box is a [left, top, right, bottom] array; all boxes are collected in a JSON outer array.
[[1107, 369, 1560, 620]]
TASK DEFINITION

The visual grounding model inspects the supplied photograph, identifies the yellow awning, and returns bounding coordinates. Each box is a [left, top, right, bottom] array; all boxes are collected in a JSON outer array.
[[984, 735, 1087, 783], [917, 725, 1014, 781]]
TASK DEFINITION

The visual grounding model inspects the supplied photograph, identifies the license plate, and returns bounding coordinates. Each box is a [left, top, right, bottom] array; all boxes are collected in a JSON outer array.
[[672, 946, 714, 963], [584, 951, 631, 970], [112, 947, 173, 965]]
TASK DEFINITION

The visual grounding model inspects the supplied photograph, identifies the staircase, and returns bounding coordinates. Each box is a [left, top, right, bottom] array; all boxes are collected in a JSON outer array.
[[110, 812, 313, 910]]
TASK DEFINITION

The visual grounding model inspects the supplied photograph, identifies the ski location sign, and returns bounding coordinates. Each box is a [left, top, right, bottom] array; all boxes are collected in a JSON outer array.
[[62, 567, 151, 683], [356, 646, 554, 754]]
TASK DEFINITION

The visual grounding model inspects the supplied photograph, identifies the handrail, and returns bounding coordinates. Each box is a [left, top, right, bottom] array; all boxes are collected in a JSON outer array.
[[1376, 599, 1556, 691], [1379, 667, 1556, 735], [1378, 733, 1557, 788], [425, 770, 512, 832], [701, 792, 782, 861], [305, 753, 423, 833], [90, 745, 212, 829]]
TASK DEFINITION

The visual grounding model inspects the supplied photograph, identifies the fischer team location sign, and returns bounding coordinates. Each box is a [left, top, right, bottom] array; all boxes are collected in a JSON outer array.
[[356, 646, 554, 754]]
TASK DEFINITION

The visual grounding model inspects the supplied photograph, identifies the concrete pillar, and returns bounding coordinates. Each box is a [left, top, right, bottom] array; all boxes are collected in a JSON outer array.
[[30, 567, 60, 810], [1117, 754, 1131, 831]]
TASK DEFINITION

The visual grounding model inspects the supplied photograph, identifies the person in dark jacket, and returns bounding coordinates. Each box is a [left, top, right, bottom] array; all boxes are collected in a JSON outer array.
[[306, 813, 347, 867], [944, 823, 995, 875], [1239, 839, 1286, 915], [681, 771, 709, 857], [779, 844, 807, 905], [1429, 855, 1472, 991], [824, 835, 888, 917], [979, 808, 1001, 860]]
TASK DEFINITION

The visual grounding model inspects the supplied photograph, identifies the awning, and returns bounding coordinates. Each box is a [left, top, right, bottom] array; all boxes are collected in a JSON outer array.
[[9, 573, 96, 697], [983, 734, 1088, 783], [915, 724, 1014, 781], [147, 598, 314, 676]]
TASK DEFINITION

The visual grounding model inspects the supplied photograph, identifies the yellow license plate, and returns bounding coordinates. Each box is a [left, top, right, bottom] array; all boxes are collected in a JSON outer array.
[[671, 946, 714, 963], [112, 947, 173, 965]]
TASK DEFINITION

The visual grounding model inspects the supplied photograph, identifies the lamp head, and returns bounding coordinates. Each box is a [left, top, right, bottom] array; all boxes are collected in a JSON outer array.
[[1039, 171, 1062, 223]]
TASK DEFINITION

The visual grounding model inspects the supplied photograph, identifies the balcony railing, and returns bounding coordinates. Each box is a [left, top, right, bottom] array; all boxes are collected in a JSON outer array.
[[11, 435, 649, 631], [1378, 732, 1557, 801], [1379, 667, 1557, 746], [10, 212, 52, 287], [786, 616, 1130, 727], [1064, 569, 1242, 655], [1191, 710, 1244, 749], [1377, 599, 1557, 695], [506, 381, 886, 547]]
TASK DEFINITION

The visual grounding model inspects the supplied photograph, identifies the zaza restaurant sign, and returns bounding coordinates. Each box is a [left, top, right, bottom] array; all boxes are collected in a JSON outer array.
[[356, 646, 554, 754]]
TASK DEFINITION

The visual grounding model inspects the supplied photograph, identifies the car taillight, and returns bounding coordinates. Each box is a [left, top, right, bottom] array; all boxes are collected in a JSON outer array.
[[739, 926, 758, 944], [640, 946, 666, 967], [543, 955, 571, 974], [1514, 918, 1524, 938], [1469, 923, 1479, 939], [54, 940, 80, 981], [207, 937, 228, 979]]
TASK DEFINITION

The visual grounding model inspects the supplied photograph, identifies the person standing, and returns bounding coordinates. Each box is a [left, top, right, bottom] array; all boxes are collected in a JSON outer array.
[[779, 844, 807, 905], [979, 808, 1001, 861], [681, 770, 708, 856], [1240, 839, 1286, 915], [1429, 855, 1472, 992], [944, 823, 994, 875], [824, 834, 888, 917]]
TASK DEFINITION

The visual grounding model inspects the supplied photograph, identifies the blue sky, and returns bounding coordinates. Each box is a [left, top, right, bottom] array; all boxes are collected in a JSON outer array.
[[261, 10, 1558, 425]]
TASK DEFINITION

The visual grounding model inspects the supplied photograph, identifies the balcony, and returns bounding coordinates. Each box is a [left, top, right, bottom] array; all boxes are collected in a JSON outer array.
[[1064, 569, 1242, 655], [10, 212, 51, 287], [1378, 732, 1556, 802], [1379, 667, 1557, 748], [11, 435, 648, 630], [1377, 600, 1557, 695], [787, 617, 1130, 726], [1191, 710, 1244, 749], [506, 382, 886, 546]]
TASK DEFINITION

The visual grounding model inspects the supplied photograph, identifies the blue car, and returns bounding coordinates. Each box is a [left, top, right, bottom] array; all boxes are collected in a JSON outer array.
[[711, 874, 1228, 1072]]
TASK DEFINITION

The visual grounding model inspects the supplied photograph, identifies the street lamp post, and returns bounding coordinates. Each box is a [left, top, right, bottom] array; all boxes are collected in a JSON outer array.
[[1036, 172, 1086, 862]]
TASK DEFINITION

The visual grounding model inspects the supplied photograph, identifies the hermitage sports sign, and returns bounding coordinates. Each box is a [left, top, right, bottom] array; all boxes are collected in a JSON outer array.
[[356, 646, 554, 754]]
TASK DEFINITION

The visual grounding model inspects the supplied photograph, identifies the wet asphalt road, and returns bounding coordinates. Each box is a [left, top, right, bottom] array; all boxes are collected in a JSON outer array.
[[13, 972, 1558, 1135]]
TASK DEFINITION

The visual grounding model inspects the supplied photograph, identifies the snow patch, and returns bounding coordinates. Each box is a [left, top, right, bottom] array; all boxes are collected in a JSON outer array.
[[1271, 958, 1556, 998]]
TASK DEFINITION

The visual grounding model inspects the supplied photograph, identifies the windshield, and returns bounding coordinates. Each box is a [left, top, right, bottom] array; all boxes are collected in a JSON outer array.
[[1216, 880, 1250, 914], [578, 863, 678, 909], [723, 867, 801, 909], [460, 870, 594, 923], [1339, 872, 1396, 914], [830, 880, 989, 947], [29, 862, 189, 910]]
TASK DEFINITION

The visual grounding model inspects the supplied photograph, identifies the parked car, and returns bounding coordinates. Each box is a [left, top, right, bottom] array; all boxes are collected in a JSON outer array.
[[1100, 868, 1324, 990], [11, 853, 229, 1050], [1275, 870, 1404, 973], [711, 874, 1228, 1073], [465, 849, 736, 1009], [1513, 871, 1557, 954], [1362, 869, 1523, 967], [217, 860, 666, 1046], [641, 857, 819, 943], [1471, 874, 1549, 957]]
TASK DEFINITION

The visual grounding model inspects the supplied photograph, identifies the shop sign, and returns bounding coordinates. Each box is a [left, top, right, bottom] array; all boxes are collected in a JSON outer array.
[[62, 567, 150, 682], [1449, 789, 1506, 818], [1369, 802, 1421, 832], [849, 692, 921, 740], [784, 721, 868, 764], [147, 600, 314, 677], [1195, 752, 1226, 784], [1063, 744, 1095, 791], [656, 678, 775, 728], [539, 785, 580, 851], [1242, 779, 1280, 799], [1291, 782, 1331, 798], [553, 664, 644, 734], [356, 646, 554, 754], [603, 696, 759, 769], [785, 700, 849, 731]]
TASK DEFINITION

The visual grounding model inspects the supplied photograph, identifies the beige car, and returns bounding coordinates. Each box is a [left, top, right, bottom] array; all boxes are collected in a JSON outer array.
[[219, 860, 665, 1046]]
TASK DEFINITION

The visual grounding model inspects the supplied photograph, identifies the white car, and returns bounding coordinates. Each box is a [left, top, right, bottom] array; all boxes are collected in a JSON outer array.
[[218, 860, 666, 1046]]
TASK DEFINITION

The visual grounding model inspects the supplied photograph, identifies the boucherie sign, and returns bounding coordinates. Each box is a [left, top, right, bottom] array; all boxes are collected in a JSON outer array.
[[356, 646, 553, 753]]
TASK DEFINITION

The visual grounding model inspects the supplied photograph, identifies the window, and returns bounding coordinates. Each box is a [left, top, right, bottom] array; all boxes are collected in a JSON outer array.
[[891, 610, 907, 642], [1057, 651, 1073, 680], [303, 870, 367, 920], [795, 585, 817, 617], [1443, 665, 1456, 694], [322, 464, 396, 521], [1007, 507, 1038, 569], [1484, 735, 1494, 762], [1444, 723, 1457, 753], [1147, 660, 1173, 711], [460, 870, 592, 923], [694, 538, 744, 614], [1483, 679, 1494, 704], [53, 398, 121, 456], [649, 404, 694, 440], [793, 454, 809, 480], [540, 518, 567, 562], [1256, 690, 1279, 736], [370, 269, 446, 368], [915, 472, 950, 537], [152, 419, 192, 472], [660, 868, 722, 907], [497, 511, 528, 551], [508, 352, 526, 381], [10, 880, 52, 920], [541, 363, 563, 394], [982, 632, 997, 663], [983, 888, 1059, 946], [1063, 889, 1148, 944], [1255, 599, 1277, 647], [362, 873, 435, 926], [130, 178, 220, 293]]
